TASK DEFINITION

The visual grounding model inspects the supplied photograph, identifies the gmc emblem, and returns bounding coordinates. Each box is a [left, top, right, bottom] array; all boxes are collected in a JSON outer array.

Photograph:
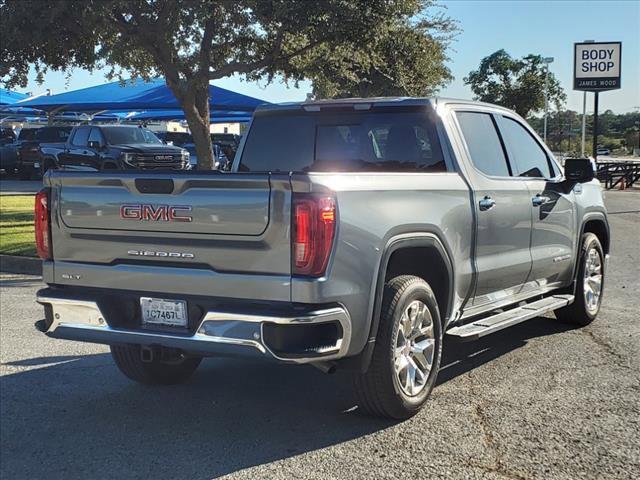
[[120, 204, 193, 222]]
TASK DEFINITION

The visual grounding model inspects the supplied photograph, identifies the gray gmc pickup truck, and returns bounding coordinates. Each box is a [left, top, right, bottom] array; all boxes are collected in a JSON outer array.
[[35, 98, 609, 419]]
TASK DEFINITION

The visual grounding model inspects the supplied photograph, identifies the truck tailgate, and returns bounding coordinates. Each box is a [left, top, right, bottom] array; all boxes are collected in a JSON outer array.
[[46, 172, 292, 300]]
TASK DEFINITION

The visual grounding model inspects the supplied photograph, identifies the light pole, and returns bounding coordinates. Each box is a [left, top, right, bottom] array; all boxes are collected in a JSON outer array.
[[581, 92, 588, 156], [542, 57, 554, 144], [581, 41, 595, 157]]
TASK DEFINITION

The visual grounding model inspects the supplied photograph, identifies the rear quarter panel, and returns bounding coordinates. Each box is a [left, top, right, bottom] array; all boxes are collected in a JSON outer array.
[[290, 172, 473, 355]]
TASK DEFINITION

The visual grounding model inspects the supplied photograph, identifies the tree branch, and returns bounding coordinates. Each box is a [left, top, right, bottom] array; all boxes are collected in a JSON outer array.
[[209, 37, 321, 80], [199, 17, 215, 78]]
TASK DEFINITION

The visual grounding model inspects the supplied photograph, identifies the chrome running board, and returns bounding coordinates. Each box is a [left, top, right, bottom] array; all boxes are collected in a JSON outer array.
[[447, 294, 574, 341]]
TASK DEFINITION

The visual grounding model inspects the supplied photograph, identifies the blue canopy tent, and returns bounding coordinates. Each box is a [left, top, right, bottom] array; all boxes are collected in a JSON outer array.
[[124, 109, 252, 123], [0, 88, 29, 105], [15, 78, 268, 113]]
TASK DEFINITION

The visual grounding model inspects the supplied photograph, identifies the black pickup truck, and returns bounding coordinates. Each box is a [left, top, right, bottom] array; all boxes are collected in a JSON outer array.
[[39, 125, 190, 174], [15, 126, 72, 179]]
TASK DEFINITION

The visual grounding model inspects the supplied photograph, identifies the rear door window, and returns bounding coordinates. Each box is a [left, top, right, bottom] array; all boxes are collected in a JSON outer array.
[[498, 116, 552, 178], [455, 112, 510, 177], [71, 127, 90, 147], [240, 109, 445, 173], [87, 128, 104, 146]]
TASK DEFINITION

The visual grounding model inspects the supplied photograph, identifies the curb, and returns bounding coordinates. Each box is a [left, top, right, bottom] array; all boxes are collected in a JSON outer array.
[[0, 254, 42, 275]]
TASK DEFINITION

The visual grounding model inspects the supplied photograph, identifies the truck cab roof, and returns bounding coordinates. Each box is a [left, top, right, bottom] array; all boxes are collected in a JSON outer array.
[[254, 97, 517, 116]]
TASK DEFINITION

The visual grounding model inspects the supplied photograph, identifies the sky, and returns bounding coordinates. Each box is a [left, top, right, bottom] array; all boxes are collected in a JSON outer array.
[[14, 0, 640, 114]]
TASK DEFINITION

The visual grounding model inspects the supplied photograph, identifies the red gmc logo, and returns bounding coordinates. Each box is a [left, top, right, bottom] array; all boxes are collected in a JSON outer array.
[[120, 204, 193, 222]]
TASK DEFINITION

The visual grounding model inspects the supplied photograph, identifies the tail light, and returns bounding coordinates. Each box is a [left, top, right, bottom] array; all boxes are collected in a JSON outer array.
[[35, 189, 51, 260], [292, 194, 336, 277]]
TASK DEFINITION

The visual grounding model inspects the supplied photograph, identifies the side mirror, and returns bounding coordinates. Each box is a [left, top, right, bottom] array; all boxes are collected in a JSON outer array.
[[88, 140, 103, 150], [564, 158, 595, 183]]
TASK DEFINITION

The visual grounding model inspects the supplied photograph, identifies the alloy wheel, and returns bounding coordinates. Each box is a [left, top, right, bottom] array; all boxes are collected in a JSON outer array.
[[393, 300, 436, 396], [583, 247, 603, 314]]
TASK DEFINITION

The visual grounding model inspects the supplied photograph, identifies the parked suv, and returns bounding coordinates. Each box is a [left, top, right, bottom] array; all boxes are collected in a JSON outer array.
[[35, 98, 609, 419], [39, 125, 190, 173]]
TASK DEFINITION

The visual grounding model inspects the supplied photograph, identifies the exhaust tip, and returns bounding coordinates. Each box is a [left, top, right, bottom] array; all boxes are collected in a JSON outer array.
[[34, 319, 47, 333], [312, 362, 337, 374]]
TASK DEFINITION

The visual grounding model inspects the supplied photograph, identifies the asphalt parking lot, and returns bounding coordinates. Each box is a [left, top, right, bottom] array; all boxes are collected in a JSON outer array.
[[1, 190, 639, 480], [0, 179, 42, 195]]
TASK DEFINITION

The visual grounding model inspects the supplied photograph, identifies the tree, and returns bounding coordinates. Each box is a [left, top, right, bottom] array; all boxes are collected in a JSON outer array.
[[464, 49, 566, 118], [309, 6, 457, 98], [0, 0, 451, 169]]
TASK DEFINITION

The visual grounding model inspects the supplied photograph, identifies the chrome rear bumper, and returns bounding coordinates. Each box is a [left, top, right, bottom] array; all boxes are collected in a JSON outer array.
[[36, 292, 351, 364]]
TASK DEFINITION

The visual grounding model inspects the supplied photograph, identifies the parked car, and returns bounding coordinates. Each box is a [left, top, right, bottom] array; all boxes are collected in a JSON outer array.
[[211, 132, 240, 148], [0, 127, 18, 175], [156, 131, 230, 170], [0, 126, 17, 146], [182, 142, 230, 170], [35, 97, 609, 419], [16, 126, 72, 179], [0, 127, 38, 177], [596, 147, 610, 156], [156, 131, 193, 147], [38, 125, 190, 173], [211, 132, 240, 162], [0, 145, 18, 176]]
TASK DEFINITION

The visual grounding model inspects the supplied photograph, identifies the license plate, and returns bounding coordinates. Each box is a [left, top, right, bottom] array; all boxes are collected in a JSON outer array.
[[34, 162, 40, 168], [140, 297, 188, 327]]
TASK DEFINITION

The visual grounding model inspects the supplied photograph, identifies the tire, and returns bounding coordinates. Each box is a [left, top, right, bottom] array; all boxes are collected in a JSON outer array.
[[555, 233, 605, 326], [354, 275, 443, 419], [41, 159, 56, 177], [18, 167, 32, 180], [101, 162, 118, 171], [110, 344, 202, 385]]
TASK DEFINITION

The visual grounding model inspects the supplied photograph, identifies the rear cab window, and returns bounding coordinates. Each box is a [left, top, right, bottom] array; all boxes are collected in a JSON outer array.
[[36, 127, 72, 142], [239, 107, 446, 173]]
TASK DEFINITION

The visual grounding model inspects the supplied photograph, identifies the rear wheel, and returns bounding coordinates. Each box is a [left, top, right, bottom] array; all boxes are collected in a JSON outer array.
[[18, 166, 32, 180], [353, 275, 442, 419], [555, 233, 605, 326], [110, 344, 202, 385]]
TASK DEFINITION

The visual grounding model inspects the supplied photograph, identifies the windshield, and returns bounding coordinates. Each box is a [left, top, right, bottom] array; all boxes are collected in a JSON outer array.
[[102, 127, 162, 145]]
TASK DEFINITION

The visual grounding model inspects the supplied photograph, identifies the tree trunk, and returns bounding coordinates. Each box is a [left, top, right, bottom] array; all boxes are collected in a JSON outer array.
[[165, 77, 214, 170]]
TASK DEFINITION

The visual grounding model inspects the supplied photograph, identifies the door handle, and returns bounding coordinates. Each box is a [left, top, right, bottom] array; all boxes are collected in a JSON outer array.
[[532, 194, 550, 207], [479, 196, 496, 211]]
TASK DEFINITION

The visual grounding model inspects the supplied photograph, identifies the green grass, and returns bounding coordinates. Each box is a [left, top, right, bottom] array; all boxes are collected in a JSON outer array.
[[0, 195, 36, 256]]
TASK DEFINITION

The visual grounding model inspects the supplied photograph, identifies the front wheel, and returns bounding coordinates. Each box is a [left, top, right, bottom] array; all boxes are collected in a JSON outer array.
[[555, 233, 605, 326], [110, 344, 202, 385], [353, 275, 443, 419]]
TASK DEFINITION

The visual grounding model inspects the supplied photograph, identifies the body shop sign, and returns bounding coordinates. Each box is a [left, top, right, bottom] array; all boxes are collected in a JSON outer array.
[[574, 42, 621, 91]]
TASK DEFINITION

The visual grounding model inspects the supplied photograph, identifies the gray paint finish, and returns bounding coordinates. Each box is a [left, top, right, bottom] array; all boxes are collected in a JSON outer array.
[[39, 97, 609, 362]]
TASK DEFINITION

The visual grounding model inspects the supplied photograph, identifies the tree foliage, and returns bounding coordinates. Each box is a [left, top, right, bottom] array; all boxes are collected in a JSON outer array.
[[309, 4, 457, 99], [464, 49, 566, 118], [527, 109, 640, 154], [0, 0, 455, 169]]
